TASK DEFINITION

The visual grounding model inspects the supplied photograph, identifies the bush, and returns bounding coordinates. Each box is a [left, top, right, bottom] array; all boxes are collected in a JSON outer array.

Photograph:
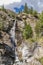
[[23, 23, 33, 39], [35, 12, 43, 36], [35, 22, 43, 36], [33, 10, 38, 18], [29, 7, 33, 14]]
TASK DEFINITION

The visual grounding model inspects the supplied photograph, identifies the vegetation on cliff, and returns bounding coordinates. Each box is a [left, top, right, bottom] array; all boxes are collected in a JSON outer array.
[[23, 22, 33, 39], [0, 4, 43, 65], [35, 12, 43, 37]]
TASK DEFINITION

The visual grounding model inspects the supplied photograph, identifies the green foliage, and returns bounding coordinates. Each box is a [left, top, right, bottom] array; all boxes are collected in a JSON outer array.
[[38, 57, 43, 65], [24, 3, 29, 14], [1, 5, 7, 12], [29, 7, 33, 14], [29, 8, 38, 17], [24, 4, 33, 14], [35, 12, 43, 36], [23, 23, 33, 39], [33, 10, 38, 17], [39, 11, 43, 21], [24, 3, 38, 17], [35, 22, 43, 36], [35, 22, 40, 35]]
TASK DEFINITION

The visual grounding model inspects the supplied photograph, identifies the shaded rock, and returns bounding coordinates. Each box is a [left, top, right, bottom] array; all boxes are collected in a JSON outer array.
[[0, 31, 13, 47]]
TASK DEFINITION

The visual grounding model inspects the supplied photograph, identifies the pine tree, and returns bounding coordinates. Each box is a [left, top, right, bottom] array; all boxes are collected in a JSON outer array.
[[24, 3, 29, 13]]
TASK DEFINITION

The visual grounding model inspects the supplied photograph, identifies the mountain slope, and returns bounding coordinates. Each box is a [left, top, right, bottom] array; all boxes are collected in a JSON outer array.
[[0, 8, 43, 65]]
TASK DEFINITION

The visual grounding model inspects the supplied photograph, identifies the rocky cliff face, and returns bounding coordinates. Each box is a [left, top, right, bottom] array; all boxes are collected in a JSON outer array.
[[0, 8, 43, 65]]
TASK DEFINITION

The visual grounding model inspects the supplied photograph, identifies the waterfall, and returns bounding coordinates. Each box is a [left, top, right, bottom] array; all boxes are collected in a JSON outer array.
[[10, 19, 16, 50]]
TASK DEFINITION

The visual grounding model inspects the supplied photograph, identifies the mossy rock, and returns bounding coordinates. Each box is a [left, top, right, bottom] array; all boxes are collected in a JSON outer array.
[[38, 57, 43, 65]]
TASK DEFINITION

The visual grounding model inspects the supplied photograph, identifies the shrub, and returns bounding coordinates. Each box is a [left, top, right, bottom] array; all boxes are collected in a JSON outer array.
[[23, 23, 33, 39], [33, 10, 38, 18], [35, 12, 43, 36], [29, 7, 33, 14]]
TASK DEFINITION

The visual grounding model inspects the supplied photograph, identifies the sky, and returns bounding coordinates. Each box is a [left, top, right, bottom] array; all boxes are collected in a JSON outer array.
[[0, 0, 43, 12], [0, 0, 21, 5]]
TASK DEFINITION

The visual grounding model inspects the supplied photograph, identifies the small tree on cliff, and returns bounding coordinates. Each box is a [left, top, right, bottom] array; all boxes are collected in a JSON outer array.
[[23, 22, 33, 39], [24, 3, 29, 14]]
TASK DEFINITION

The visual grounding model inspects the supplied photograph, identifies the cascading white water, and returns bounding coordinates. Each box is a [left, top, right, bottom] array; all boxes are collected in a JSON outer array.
[[10, 19, 19, 63], [10, 20, 16, 50]]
